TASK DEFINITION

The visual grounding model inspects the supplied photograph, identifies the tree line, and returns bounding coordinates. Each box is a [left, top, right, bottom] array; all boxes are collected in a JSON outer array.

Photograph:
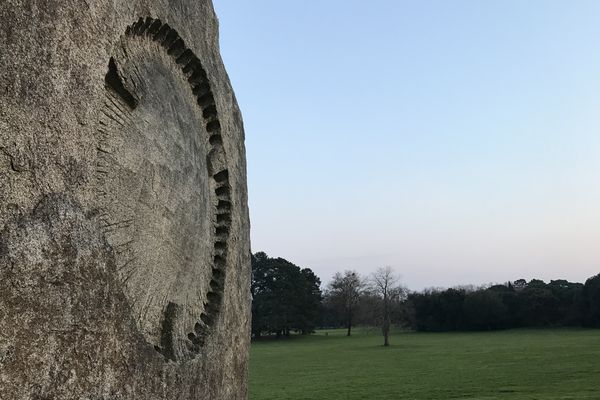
[[251, 252, 600, 343], [408, 277, 600, 331]]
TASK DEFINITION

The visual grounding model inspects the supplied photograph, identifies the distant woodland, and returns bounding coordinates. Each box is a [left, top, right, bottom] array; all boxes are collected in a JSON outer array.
[[251, 252, 600, 339]]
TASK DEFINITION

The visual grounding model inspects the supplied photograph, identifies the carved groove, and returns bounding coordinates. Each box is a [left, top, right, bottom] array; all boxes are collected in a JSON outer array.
[[159, 302, 179, 362], [104, 58, 138, 109]]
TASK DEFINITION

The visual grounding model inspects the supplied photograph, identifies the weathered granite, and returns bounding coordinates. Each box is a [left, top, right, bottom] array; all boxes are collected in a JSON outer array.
[[0, 1, 251, 399]]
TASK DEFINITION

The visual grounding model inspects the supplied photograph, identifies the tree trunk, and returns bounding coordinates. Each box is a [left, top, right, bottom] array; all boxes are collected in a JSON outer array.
[[383, 293, 390, 346], [346, 309, 352, 336], [383, 325, 390, 346]]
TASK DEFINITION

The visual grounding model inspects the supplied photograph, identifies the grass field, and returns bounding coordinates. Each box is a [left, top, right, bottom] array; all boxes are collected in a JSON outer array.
[[250, 328, 600, 399]]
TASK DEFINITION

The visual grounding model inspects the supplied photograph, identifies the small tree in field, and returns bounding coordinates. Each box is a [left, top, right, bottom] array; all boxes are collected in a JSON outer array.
[[370, 266, 404, 346], [326, 270, 365, 336]]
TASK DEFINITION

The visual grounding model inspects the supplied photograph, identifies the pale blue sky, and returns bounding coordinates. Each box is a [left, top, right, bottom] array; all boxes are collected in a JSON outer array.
[[214, 1, 600, 289]]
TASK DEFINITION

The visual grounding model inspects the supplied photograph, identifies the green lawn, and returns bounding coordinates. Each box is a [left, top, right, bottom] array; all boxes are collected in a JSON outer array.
[[250, 328, 600, 399]]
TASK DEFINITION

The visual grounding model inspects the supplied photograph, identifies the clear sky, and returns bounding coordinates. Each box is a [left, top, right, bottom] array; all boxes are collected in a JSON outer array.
[[213, 1, 600, 290]]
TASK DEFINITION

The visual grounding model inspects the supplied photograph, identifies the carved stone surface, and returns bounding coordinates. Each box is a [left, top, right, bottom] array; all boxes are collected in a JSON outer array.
[[0, 2, 250, 399]]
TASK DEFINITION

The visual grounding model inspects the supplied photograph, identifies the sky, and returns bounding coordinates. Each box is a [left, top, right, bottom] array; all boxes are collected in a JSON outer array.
[[213, 1, 600, 290]]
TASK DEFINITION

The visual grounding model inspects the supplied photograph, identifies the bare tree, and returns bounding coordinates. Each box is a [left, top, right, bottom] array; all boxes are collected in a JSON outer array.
[[370, 266, 404, 346], [326, 270, 365, 336]]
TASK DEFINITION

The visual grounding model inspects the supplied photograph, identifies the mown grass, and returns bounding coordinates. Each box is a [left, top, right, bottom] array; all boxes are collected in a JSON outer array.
[[250, 328, 600, 399]]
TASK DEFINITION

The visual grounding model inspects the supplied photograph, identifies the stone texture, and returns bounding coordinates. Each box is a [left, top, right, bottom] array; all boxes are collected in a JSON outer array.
[[0, 1, 251, 399]]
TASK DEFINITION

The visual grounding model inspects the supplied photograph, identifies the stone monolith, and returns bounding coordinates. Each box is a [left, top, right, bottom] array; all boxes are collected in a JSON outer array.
[[0, 1, 251, 399]]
